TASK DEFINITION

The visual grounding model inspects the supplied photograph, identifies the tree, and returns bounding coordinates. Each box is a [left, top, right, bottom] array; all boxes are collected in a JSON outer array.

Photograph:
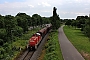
[[0, 15, 5, 28], [31, 14, 43, 27], [0, 39, 4, 45], [0, 29, 6, 43], [4, 15, 17, 41], [15, 13, 29, 32], [51, 7, 61, 30], [27, 16, 32, 26], [84, 18, 90, 38], [0, 47, 5, 59], [76, 16, 87, 29], [65, 19, 72, 27], [42, 17, 51, 25], [13, 26, 23, 36], [71, 20, 76, 28]]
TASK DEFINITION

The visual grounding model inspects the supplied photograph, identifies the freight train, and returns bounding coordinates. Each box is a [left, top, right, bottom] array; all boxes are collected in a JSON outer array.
[[27, 24, 52, 50]]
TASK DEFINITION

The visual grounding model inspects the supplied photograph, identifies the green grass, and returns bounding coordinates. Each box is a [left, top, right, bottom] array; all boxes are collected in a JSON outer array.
[[43, 31, 63, 60], [63, 26, 90, 60]]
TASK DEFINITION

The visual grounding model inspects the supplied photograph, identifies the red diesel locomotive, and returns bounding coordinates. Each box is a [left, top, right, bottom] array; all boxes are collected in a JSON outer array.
[[27, 24, 52, 50]]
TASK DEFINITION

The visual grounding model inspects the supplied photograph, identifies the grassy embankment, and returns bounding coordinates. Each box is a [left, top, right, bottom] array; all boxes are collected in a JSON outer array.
[[38, 30, 63, 60], [63, 26, 90, 60]]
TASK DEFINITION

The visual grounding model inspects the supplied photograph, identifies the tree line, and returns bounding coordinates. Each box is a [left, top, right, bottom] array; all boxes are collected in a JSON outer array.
[[0, 13, 51, 46], [64, 15, 90, 39], [0, 7, 61, 46], [0, 6, 61, 46]]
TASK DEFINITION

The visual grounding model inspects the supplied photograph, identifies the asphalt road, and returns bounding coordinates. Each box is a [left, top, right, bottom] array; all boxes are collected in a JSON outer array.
[[58, 25, 85, 60]]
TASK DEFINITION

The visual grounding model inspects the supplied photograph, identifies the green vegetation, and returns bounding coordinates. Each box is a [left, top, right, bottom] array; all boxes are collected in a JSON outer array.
[[38, 31, 63, 60], [63, 26, 90, 60], [64, 16, 90, 39]]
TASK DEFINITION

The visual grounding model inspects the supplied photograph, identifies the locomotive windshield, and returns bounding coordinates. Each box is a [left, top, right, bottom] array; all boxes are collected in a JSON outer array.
[[36, 33, 41, 36]]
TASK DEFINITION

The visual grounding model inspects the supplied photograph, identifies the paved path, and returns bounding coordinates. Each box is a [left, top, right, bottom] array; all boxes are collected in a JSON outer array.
[[58, 25, 85, 60]]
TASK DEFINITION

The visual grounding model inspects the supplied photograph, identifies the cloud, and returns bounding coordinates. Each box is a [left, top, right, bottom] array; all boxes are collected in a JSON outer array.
[[28, 5, 34, 8], [38, 3, 41, 5], [42, 2, 51, 7], [4, 1, 9, 3], [37, 2, 51, 7]]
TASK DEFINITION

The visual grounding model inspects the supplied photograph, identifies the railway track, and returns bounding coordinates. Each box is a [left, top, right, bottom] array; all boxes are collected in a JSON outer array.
[[23, 50, 34, 60], [16, 49, 34, 60], [15, 31, 50, 60]]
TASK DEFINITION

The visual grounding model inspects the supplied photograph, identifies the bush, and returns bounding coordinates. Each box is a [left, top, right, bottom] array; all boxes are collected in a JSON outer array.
[[0, 29, 7, 42], [0, 47, 5, 59], [0, 39, 4, 45], [44, 31, 62, 60], [44, 51, 59, 60], [13, 26, 23, 37], [46, 45, 55, 53]]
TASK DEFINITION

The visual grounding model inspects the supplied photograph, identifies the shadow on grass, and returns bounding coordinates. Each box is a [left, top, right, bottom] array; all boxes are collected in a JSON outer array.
[[71, 27, 81, 30], [73, 29, 87, 38], [64, 26, 88, 38]]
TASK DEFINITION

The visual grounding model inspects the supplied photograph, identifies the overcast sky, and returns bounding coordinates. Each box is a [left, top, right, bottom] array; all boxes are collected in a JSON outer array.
[[0, 0, 90, 19]]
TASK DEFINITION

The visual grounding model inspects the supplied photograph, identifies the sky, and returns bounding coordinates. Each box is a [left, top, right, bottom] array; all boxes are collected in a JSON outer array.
[[0, 0, 90, 19]]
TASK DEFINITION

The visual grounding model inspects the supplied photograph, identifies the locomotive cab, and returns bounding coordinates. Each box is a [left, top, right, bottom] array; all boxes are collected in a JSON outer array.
[[28, 33, 42, 50]]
